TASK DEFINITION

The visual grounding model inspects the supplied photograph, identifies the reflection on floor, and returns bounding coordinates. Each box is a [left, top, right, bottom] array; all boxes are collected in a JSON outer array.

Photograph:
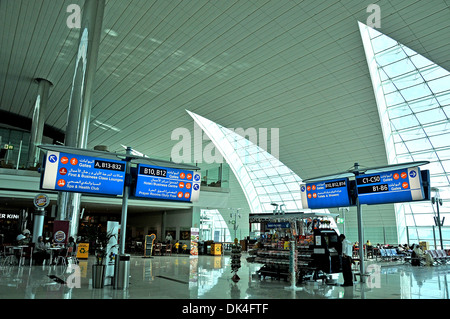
[[0, 253, 449, 299]]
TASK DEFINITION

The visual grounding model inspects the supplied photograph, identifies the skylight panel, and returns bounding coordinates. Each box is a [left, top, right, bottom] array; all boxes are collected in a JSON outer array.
[[415, 108, 447, 124], [381, 58, 416, 78], [390, 114, 420, 130], [187, 110, 305, 214], [427, 76, 450, 93], [359, 22, 450, 245]]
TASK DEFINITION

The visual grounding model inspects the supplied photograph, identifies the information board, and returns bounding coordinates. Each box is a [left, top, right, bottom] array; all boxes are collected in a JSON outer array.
[[266, 222, 291, 229], [134, 164, 201, 202], [40, 151, 126, 196], [355, 166, 424, 205], [300, 178, 351, 209]]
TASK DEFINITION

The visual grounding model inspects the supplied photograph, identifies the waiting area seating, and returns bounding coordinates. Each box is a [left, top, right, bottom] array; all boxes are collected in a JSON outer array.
[[424, 249, 450, 265], [378, 248, 407, 262], [373, 245, 450, 266]]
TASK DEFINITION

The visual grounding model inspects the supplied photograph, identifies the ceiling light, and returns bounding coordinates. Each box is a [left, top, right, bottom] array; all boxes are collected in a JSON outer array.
[[105, 29, 118, 37]]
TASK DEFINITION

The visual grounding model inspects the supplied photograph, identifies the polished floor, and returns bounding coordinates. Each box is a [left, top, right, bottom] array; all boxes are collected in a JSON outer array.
[[1, 253, 449, 300]]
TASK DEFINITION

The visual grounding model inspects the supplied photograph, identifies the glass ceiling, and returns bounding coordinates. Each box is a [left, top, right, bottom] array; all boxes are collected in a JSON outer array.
[[359, 22, 450, 244], [187, 110, 314, 214]]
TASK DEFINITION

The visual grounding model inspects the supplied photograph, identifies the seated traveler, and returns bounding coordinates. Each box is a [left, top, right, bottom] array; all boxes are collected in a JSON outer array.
[[33, 236, 50, 265]]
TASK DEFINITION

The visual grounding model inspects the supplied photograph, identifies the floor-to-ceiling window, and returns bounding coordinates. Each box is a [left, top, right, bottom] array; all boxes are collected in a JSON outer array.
[[200, 209, 232, 242], [360, 22, 450, 248], [188, 110, 310, 215]]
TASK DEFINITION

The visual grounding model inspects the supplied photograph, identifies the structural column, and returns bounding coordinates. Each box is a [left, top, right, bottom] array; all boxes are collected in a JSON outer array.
[[32, 208, 45, 244], [28, 78, 52, 168], [57, 0, 105, 239]]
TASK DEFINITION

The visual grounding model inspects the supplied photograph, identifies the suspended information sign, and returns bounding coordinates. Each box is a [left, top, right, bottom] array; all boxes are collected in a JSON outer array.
[[134, 164, 201, 202], [267, 222, 291, 229], [40, 151, 126, 196], [355, 166, 424, 205], [300, 178, 351, 209]]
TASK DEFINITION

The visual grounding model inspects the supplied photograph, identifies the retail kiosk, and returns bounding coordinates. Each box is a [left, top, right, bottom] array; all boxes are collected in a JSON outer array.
[[248, 212, 341, 284]]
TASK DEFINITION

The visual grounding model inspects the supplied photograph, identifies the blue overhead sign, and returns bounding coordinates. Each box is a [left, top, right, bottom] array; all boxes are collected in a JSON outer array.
[[41, 151, 126, 196], [266, 222, 291, 229], [300, 178, 351, 209], [134, 164, 201, 202], [355, 166, 424, 205]]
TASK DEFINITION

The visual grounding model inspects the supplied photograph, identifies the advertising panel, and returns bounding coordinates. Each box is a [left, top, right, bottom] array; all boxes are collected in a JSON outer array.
[[190, 227, 199, 257], [53, 220, 70, 245]]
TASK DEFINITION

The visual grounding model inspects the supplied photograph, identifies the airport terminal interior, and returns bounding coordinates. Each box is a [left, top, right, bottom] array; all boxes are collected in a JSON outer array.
[[1, 0, 450, 305]]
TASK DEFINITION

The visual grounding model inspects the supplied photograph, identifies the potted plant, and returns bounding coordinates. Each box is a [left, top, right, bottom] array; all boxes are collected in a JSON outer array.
[[79, 223, 117, 288]]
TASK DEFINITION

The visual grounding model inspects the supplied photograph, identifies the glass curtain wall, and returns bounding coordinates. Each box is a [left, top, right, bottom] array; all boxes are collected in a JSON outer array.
[[200, 209, 232, 242], [188, 110, 330, 215], [359, 22, 450, 247], [0, 127, 31, 169]]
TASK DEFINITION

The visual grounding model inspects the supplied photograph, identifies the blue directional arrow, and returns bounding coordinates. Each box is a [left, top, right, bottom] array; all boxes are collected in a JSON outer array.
[[48, 155, 57, 163]]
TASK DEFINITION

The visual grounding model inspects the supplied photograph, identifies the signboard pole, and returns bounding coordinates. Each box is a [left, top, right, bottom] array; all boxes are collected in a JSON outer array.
[[356, 198, 366, 282], [354, 163, 366, 283], [285, 241, 302, 292], [119, 147, 132, 255]]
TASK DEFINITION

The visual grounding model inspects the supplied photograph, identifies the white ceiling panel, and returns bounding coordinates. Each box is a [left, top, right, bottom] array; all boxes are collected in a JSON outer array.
[[1, 0, 449, 227]]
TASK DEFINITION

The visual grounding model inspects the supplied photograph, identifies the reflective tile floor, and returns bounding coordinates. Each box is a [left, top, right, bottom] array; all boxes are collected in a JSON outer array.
[[1, 253, 450, 300]]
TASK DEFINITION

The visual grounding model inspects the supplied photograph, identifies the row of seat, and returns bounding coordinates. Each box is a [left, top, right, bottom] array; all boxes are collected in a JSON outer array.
[[425, 249, 450, 264], [378, 248, 406, 261], [377, 247, 450, 265]]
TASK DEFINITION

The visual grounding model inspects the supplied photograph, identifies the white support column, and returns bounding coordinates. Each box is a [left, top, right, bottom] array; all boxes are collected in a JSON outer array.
[[28, 78, 52, 168], [58, 0, 106, 238]]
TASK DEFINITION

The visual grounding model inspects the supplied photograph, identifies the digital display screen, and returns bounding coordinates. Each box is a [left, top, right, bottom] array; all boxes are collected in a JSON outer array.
[[94, 160, 125, 172], [357, 183, 389, 194], [40, 151, 126, 196], [300, 178, 351, 209], [134, 164, 201, 202], [356, 175, 381, 185], [325, 180, 347, 189], [356, 167, 424, 205], [139, 166, 167, 177]]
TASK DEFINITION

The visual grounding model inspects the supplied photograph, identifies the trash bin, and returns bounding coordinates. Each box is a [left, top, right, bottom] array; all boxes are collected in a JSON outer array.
[[114, 254, 130, 290], [92, 264, 106, 288], [211, 243, 222, 255]]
